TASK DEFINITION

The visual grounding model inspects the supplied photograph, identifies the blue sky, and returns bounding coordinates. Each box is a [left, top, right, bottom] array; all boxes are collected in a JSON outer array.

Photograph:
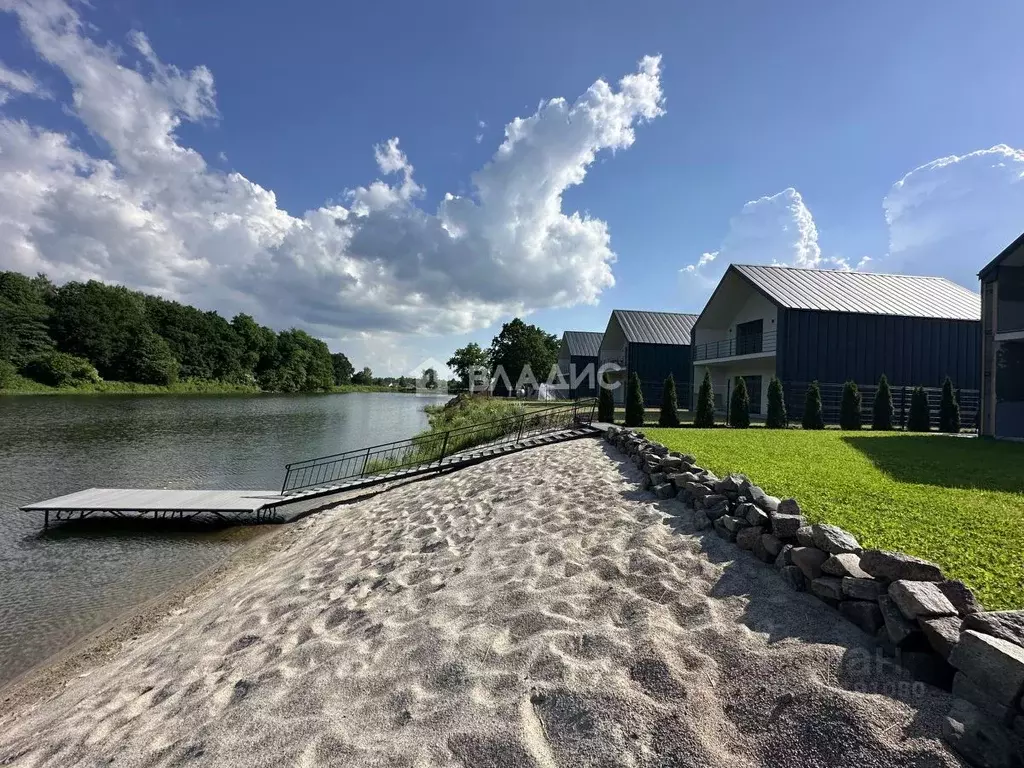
[[2, 0, 1024, 375]]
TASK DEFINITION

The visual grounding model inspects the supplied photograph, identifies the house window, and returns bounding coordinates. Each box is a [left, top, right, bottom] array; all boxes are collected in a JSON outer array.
[[736, 319, 763, 355]]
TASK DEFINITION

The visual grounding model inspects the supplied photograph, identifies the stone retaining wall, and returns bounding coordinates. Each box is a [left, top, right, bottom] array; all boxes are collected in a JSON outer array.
[[604, 426, 1024, 768]]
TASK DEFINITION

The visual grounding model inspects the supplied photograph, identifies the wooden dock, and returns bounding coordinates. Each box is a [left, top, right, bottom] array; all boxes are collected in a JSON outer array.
[[19, 425, 601, 528]]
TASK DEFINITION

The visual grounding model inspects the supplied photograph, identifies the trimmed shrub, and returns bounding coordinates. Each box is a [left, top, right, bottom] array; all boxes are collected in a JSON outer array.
[[659, 373, 680, 427], [597, 374, 615, 423], [939, 376, 961, 433], [694, 370, 716, 428], [872, 374, 894, 431], [0, 359, 15, 388], [765, 376, 787, 428], [624, 372, 645, 427], [802, 381, 825, 430], [907, 386, 931, 432], [839, 380, 862, 430], [729, 376, 750, 428], [23, 351, 100, 387]]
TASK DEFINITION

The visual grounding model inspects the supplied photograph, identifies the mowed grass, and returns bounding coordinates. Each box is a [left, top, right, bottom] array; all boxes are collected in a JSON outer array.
[[644, 428, 1024, 610]]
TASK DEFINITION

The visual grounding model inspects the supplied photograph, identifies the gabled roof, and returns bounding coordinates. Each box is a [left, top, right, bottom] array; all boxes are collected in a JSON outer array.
[[979, 230, 1024, 280], [731, 264, 980, 321], [561, 331, 603, 358], [612, 310, 699, 345]]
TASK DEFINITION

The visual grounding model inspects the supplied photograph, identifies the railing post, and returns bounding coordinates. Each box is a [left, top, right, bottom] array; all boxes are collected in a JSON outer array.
[[516, 413, 526, 443], [436, 431, 450, 466], [360, 446, 371, 477]]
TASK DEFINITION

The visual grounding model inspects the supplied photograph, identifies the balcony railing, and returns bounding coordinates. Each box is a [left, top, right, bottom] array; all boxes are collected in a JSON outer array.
[[693, 330, 777, 362]]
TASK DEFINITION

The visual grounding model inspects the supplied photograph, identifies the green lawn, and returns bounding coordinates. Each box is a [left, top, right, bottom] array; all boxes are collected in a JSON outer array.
[[644, 428, 1024, 610]]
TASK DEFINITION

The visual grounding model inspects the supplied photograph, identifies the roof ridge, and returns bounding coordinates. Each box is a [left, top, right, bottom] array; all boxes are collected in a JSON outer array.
[[613, 308, 700, 317], [732, 263, 966, 282]]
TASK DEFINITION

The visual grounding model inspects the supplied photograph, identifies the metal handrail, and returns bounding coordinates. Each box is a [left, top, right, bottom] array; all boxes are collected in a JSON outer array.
[[281, 398, 597, 495], [693, 330, 778, 362]]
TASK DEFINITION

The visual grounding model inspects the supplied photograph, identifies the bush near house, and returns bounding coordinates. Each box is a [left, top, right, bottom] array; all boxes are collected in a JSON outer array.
[[659, 373, 680, 427], [23, 352, 101, 387], [802, 381, 825, 430], [694, 370, 715, 428], [939, 376, 961, 433], [907, 386, 931, 432], [765, 376, 787, 428], [598, 376, 615, 423], [644, 427, 1024, 610], [729, 376, 750, 428], [624, 372, 645, 427], [872, 374, 894, 431], [839, 380, 862, 430]]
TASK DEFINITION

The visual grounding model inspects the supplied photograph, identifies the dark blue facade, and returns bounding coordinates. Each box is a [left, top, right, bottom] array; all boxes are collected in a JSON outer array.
[[776, 308, 981, 391], [565, 353, 599, 397], [628, 342, 692, 406]]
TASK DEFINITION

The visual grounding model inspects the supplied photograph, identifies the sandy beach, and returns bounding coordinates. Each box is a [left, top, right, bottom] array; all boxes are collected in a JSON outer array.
[[0, 438, 958, 767]]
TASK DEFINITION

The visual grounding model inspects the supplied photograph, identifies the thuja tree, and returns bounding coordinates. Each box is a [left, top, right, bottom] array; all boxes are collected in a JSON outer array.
[[729, 376, 750, 428], [659, 373, 681, 427], [802, 381, 825, 430], [597, 373, 615, 423], [907, 386, 931, 432], [624, 372, 645, 427], [694, 370, 716, 428], [939, 376, 961, 433], [872, 374, 893, 431], [839, 380, 862, 430], [765, 376, 787, 428]]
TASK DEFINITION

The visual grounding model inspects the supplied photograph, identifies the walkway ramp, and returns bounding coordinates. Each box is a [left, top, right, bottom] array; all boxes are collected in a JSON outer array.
[[19, 399, 599, 528]]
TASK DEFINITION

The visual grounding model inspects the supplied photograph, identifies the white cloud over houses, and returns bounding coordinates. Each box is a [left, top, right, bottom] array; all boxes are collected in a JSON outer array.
[[883, 144, 1024, 289], [0, 0, 664, 346]]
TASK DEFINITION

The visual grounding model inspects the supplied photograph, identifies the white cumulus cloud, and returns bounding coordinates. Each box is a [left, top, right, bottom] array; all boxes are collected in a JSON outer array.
[[0, 61, 48, 104], [0, 0, 664, 342], [883, 144, 1024, 288]]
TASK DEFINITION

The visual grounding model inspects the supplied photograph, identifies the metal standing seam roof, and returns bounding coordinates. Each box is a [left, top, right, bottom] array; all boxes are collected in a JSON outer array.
[[732, 264, 981, 321], [612, 310, 699, 345], [562, 331, 604, 358]]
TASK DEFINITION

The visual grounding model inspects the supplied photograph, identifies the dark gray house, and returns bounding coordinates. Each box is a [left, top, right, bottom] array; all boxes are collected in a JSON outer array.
[[691, 264, 981, 419], [556, 331, 603, 398], [979, 234, 1024, 439], [598, 310, 698, 405]]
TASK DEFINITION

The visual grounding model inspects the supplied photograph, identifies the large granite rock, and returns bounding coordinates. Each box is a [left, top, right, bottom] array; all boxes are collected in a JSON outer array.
[[952, 672, 1014, 722], [771, 513, 806, 539], [653, 482, 675, 500], [810, 576, 843, 603], [791, 547, 829, 581], [839, 600, 884, 635], [777, 498, 801, 516], [860, 550, 943, 582], [760, 533, 783, 558], [841, 576, 884, 601], [795, 526, 816, 547], [741, 503, 769, 528], [774, 544, 794, 570], [691, 509, 711, 531], [780, 565, 806, 592], [878, 595, 925, 648], [888, 580, 957, 619], [821, 553, 871, 579], [736, 526, 764, 552], [920, 615, 963, 660], [713, 517, 735, 542], [721, 515, 748, 533], [944, 698, 1024, 768], [811, 524, 861, 555], [705, 499, 730, 521], [939, 580, 983, 617], [963, 611, 1024, 649], [948, 630, 1024, 706]]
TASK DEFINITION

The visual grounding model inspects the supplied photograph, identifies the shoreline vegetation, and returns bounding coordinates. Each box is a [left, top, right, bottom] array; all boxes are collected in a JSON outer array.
[[0, 374, 420, 397]]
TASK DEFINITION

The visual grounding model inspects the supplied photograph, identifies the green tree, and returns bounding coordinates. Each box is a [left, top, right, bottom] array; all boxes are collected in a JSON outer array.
[[694, 370, 716, 428], [907, 386, 931, 432], [872, 374, 894, 431], [0, 271, 55, 368], [598, 373, 615, 423], [447, 342, 490, 391], [802, 381, 825, 430], [729, 376, 750, 428], [331, 352, 354, 385], [765, 376, 787, 428], [232, 313, 278, 381], [939, 376, 961, 433], [624, 372, 645, 427], [658, 373, 680, 427], [351, 366, 373, 385], [423, 367, 439, 388], [839, 380, 862, 430], [24, 351, 101, 387], [488, 319, 558, 396], [0, 359, 15, 388], [126, 329, 180, 385]]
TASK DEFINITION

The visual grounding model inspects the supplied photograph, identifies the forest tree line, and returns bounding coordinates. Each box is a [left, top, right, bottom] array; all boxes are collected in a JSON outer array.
[[0, 271, 368, 392]]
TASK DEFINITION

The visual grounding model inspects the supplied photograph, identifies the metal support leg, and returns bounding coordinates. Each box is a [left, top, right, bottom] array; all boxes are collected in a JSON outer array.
[[44, 510, 49, 530]]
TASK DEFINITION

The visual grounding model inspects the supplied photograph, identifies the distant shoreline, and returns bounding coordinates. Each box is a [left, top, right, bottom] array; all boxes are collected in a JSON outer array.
[[0, 379, 421, 397]]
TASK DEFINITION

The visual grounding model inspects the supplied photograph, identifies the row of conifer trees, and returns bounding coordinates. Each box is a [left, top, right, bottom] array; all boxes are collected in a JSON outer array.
[[596, 371, 962, 432]]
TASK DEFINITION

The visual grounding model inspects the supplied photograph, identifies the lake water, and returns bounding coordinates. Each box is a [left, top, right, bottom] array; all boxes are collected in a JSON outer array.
[[0, 392, 448, 686]]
